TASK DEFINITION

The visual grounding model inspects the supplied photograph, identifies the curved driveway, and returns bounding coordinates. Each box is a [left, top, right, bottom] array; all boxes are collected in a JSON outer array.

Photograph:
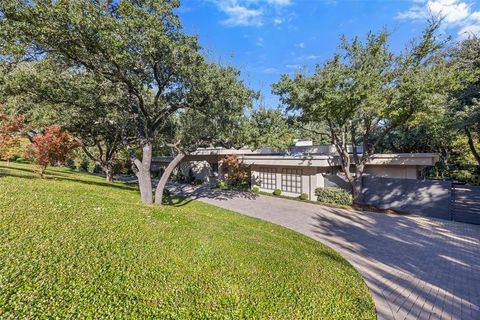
[[171, 184, 480, 320]]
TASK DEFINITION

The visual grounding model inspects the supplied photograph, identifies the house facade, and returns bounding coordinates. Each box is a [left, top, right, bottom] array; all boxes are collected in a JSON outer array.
[[152, 142, 437, 200]]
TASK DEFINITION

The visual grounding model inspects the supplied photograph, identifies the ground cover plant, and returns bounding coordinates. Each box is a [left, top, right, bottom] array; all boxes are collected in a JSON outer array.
[[0, 162, 375, 319]]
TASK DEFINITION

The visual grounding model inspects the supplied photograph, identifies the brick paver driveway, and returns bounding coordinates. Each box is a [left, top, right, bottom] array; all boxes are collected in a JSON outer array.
[[170, 184, 480, 320]]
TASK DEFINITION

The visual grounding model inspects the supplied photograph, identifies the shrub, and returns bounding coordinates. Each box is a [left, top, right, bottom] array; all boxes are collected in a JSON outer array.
[[315, 187, 352, 206], [273, 188, 282, 196], [299, 193, 309, 201], [252, 186, 260, 193], [28, 126, 79, 177], [0, 110, 27, 161], [161, 188, 172, 203], [192, 178, 203, 186], [187, 168, 196, 183], [216, 180, 226, 189], [222, 154, 250, 187]]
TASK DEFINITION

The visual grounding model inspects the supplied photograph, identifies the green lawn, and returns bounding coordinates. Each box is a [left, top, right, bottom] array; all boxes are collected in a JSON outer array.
[[0, 162, 375, 319]]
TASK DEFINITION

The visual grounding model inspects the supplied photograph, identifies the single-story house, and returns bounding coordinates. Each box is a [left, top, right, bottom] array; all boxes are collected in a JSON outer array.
[[152, 141, 437, 200]]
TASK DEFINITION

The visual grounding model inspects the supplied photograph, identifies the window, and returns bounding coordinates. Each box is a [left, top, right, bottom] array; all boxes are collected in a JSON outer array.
[[281, 168, 302, 193], [259, 167, 276, 190]]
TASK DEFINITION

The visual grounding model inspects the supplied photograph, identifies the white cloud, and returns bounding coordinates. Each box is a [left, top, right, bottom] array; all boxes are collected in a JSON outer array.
[[273, 17, 284, 25], [210, 0, 293, 27], [221, 4, 263, 27], [428, 0, 470, 23], [295, 42, 305, 48], [397, 0, 480, 38], [470, 11, 480, 20], [267, 0, 292, 5]]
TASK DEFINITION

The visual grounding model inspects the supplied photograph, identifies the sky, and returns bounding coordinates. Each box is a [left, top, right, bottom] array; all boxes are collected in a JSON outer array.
[[177, 0, 480, 108]]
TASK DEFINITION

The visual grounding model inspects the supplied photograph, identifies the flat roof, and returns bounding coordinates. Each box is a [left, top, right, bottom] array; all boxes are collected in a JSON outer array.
[[153, 153, 437, 167]]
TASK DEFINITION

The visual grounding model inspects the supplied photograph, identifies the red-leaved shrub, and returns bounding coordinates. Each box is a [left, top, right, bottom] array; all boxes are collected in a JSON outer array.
[[29, 125, 79, 177], [0, 108, 27, 161], [222, 154, 250, 186]]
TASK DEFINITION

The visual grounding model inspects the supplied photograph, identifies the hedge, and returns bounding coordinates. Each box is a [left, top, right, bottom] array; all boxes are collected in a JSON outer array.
[[315, 187, 352, 206]]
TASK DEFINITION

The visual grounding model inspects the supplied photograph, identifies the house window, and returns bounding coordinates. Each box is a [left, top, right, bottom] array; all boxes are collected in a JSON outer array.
[[281, 168, 302, 193], [259, 167, 276, 190]]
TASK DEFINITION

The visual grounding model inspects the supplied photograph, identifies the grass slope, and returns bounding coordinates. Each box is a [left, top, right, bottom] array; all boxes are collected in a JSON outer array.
[[0, 162, 375, 319]]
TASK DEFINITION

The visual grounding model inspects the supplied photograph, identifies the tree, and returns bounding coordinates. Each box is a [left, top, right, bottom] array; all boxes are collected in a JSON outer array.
[[1, 0, 232, 204], [241, 108, 295, 151], [28, 125, 79, 177], [0, 106, 26, 162], [153, 63, 255, 204], [273, 22, 455, 203], [451, 37, 480, 166], [3, 59, 132, 182], [379, 105, 456, 173]]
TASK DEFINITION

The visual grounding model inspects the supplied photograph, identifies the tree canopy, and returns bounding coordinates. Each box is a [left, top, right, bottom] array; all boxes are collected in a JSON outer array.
[[273, 22, 456, 202], [0, 0, 255, 204]]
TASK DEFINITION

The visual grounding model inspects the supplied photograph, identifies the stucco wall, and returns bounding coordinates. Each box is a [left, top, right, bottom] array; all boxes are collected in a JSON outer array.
[[365, 165, 418, 179], [251, 165, 317, 200], [362, 176, 452, 220]]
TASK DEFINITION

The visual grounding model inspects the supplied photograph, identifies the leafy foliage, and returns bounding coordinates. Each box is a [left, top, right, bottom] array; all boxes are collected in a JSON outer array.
[[2, 59, 133, 181], [28, 125, 79, 177], [215, 179, 226, 189], [315, 188, 353, 206], [274, 22, 456, 202], [0, 0, 254, 204], [241, 108, 295, 151], [299, 193, 309, 201], [221, 154, 250, 187], [0, 107, 26, 161], [451, 37, 480, 166], [273, 188, 282, 196]]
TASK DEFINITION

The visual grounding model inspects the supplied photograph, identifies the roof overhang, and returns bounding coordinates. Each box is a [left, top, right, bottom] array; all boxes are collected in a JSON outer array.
[[153, 152, 438, 167], [240, 153, 437, 167]]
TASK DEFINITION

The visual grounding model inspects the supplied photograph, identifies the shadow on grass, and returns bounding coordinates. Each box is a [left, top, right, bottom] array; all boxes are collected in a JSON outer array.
[[0, 164, 137, 192], [163, 196, 194, 207]]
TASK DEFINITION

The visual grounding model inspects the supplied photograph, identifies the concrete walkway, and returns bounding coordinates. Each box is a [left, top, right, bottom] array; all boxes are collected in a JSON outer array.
[[170, 184, 480, 320]]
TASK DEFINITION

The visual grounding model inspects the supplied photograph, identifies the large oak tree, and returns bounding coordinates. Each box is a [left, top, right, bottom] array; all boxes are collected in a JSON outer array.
[[3, 59, 133, 181], [273, 22, 456, 203], [1, 0, 254, 203], [451, 37, 480, 166]]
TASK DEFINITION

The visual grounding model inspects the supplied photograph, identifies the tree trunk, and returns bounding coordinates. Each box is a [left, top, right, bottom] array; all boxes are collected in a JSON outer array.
[[103, 165, 114, 182], [154, 152, 185, 205], [353, 164, 365, 205], [37, 165, 47, 178], [438, 147, 449, 179], [465, 127, 480, 167], [80, 145, 116, 182], [136, 143, 153, 204]]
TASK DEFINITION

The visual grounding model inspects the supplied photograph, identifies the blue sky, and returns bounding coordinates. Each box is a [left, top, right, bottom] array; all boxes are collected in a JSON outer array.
[[178, 0, 480, 108]]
